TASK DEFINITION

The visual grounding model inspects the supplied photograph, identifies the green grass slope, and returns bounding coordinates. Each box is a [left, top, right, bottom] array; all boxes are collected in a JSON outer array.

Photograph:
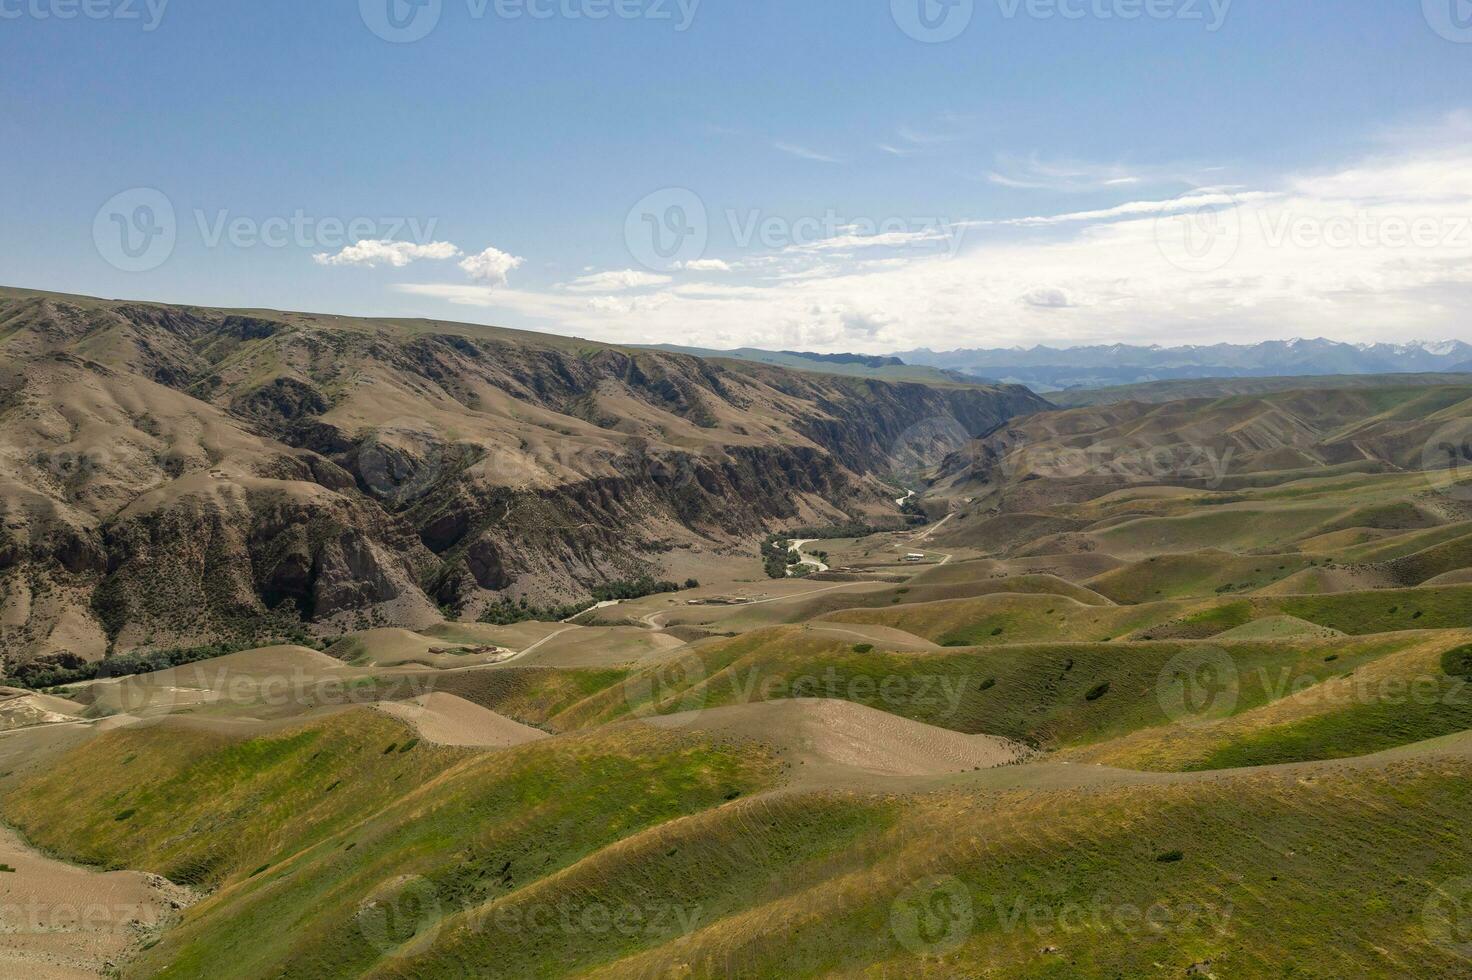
[[13, 707, 1472, 977], [3, 711, 780, 979]]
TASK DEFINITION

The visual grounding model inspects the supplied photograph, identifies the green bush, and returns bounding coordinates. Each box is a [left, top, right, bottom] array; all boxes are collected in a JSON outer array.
[[12, 642, 261, 690], [1442, 644, 1472, 680]]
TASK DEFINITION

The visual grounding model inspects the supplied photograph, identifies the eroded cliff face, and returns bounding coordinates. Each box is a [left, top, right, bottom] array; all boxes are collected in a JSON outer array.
[[0, 289, 1048, 664]]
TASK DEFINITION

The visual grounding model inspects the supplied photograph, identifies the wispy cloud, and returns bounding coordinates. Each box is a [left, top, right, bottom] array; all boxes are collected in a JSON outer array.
[[896, 124, 957, 147], [998, 191, 1274, 228], [774, 141, 843, 164], [395, 118, 1472, 353], [986, 154, 1198, 193], [561, 269, 672, 292]]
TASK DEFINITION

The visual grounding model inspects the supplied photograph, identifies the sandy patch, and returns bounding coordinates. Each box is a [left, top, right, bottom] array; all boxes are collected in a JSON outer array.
[[1214, 615, 1345, 641], [0, 825, 193, 979], [644, 699, 1028, 786], [0, 692, 84, 733], [376, 693, 550, 749]]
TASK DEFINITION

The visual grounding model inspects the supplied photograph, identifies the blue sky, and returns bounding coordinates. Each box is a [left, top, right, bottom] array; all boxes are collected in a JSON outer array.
[[6, 0, 1472, 351]]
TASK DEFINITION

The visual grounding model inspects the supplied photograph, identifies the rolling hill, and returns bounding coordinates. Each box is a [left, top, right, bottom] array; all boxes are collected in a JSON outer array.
[[10, 294, 1472, 978]]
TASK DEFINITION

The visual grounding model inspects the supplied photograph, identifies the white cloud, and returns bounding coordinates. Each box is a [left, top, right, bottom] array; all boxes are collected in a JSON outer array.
[[313, 240, 461, 268], [896, 124, 957, 147], [458, 246, 525, 285], [774, 141, 843, 164], [998, 191, 1274, 228], [562, 269, 672, 292], [986, 154, 1201, 193], [393, 120, 1472, 353], [586, 293, 672, 315], [676, 258, 733, 272], [788, 227, 957, 253]]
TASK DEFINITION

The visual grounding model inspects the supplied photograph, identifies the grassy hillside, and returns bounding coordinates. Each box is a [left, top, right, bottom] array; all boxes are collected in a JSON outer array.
[[4, 711, 782, 978], [12, 353, 1472, 977], [9, 705, 1472, 978]]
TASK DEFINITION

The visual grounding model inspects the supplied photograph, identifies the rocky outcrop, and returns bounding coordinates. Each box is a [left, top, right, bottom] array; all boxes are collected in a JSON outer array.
[[0, 288, 1047, 665]]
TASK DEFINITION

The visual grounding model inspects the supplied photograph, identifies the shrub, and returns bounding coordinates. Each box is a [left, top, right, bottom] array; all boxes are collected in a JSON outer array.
[[1442, 644, 1472, 680], [1156, 850, 1185, 864], [1086, 682, 1111, 702], [852, 644, 874, 654]]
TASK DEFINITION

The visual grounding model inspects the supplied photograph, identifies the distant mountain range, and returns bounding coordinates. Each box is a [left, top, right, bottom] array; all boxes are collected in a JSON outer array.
[[895, 339, 1472, 391], [639, 345, 975, 384]]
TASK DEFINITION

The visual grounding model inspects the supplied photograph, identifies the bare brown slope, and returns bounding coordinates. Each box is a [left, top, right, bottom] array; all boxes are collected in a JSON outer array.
[[0, 288, 1046, 669], [642, 698, 1028, 788]]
